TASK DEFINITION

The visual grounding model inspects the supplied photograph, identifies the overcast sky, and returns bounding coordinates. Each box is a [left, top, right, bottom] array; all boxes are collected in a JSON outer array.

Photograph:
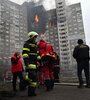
[[10, 0, 90, 46]]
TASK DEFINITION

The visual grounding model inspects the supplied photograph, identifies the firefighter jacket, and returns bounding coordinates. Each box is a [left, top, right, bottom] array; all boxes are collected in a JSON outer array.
[[22, 39, 40, 70], [73, 44, 89, 62], [11, 53, 23, 73]]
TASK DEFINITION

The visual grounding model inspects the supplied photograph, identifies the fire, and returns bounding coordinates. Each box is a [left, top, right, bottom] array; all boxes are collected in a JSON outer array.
[[35, 15, 39, 24]]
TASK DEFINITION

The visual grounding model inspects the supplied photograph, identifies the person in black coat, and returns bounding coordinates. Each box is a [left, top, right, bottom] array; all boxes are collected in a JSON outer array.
[[54, 52, 60, 83], [73, 39, 90, 88]]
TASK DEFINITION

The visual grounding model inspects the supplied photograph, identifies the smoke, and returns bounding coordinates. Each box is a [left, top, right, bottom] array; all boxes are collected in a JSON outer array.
[[28, 0, 56, 10]]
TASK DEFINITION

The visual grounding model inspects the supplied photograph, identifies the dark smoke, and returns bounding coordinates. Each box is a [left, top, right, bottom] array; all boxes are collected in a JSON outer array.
[[28, 0, 56, 10]]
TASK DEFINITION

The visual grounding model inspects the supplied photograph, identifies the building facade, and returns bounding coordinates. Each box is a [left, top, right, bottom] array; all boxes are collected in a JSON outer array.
[[55, 0, 85, 81], [56, 0, 71, 78], [45, 9, 60, 55], [67, 3, 85, 77], [0, 0, 86, 82], [0, 0, 27, 70], [23, 2, 47, 34]]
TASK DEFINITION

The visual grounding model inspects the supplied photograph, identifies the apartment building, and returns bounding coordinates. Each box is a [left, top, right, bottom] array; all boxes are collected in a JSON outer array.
[[67, 3, 85, 76], [45, 9, 60, 55], [0, 0, 27, 69], [55, 0, 85, 80], [23, 2, 47, 34], [56, 0, 71, 70]]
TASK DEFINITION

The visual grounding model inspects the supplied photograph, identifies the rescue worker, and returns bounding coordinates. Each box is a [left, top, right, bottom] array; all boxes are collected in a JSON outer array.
[[73, 39, 90, 88], [11, 51, 23, 92], [22, 31, 40, 96], [38, 39, 47, 85], [38, 40, 56, 91]]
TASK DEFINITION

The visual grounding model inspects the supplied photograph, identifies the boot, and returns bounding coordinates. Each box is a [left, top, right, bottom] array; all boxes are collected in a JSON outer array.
[[50, 79, 54, 90], [28, 86, 36, 96], [45, 80, 51, 91], [32, 87, 37, 96], [19, 82, 26, 91], [13, 83, 17, 92]]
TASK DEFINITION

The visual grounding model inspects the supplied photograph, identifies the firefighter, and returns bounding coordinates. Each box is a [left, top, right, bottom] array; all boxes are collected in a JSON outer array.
[[38, 40, 56, 91], [22, 31, 40, 96]]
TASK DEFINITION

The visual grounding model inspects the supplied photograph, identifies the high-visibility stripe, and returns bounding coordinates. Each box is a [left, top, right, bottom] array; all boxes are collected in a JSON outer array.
[[25, 73, 32, 81], [23, 48, 30, 51], [37, 56, 41, 59], [29, 53, 37, 55], [28, 64, 36, 69], [23, 54, 29, 59], [29, 44, 36, 47], [22, 54, 29, 57], [31, 82, 37, 86], [25, 73, 29, 80]]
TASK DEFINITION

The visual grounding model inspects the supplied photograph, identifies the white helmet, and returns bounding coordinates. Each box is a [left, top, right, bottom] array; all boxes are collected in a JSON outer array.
[[28, 31, 38, 39]]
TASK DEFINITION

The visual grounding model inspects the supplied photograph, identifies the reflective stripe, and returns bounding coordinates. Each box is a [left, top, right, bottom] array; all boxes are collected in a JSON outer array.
[[37, 56, 41, 59], [23, 48, 30, 51], [28, 64, 36, 69], [29, 44, 36, 47], [22, 54, 29, 57], [25, 73, 32, 81], [29, 53, 37, 55], [31, 82, 37, 86], [25, 73, 29, 80]]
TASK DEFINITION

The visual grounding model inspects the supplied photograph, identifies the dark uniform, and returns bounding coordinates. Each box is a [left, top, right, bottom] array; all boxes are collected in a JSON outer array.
[[22, 32, 40, 96], [73, 39, 90, 88], [54, 53, 60, 83]]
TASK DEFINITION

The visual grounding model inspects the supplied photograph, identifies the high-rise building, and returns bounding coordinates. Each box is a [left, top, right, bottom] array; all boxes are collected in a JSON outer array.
[[56, 0, 71, 73], [0, 0, 27, 69], [55, 0, 85, 81], [0, 0, 86, 82], [23, 2, 47, 34], [45, 9, 60, 55], [67, 3, 85, 76]]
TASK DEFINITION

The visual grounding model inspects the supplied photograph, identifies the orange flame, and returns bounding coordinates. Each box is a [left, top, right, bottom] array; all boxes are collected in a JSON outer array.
[[35, 15, 39, 23]]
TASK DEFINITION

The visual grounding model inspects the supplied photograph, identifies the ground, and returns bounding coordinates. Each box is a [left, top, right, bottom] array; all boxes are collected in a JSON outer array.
[[0, 83, 90, 100]]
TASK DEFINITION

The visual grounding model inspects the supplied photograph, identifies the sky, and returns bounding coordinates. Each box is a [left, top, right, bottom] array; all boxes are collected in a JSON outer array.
[[10, 0, 90, 46]]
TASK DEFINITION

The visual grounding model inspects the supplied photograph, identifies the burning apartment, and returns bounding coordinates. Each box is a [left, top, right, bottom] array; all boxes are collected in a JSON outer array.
[[23, 1, 48, 34]]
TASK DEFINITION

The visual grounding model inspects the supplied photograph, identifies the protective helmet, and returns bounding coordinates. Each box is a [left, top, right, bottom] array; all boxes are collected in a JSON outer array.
[[28, 31, 38, 39]]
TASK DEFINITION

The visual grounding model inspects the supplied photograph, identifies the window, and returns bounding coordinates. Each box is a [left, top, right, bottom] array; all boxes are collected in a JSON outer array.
[[58, 2, 62, 5]]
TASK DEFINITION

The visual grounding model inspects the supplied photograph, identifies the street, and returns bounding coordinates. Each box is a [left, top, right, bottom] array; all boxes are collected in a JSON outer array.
[[0, 84, 90, 100]]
